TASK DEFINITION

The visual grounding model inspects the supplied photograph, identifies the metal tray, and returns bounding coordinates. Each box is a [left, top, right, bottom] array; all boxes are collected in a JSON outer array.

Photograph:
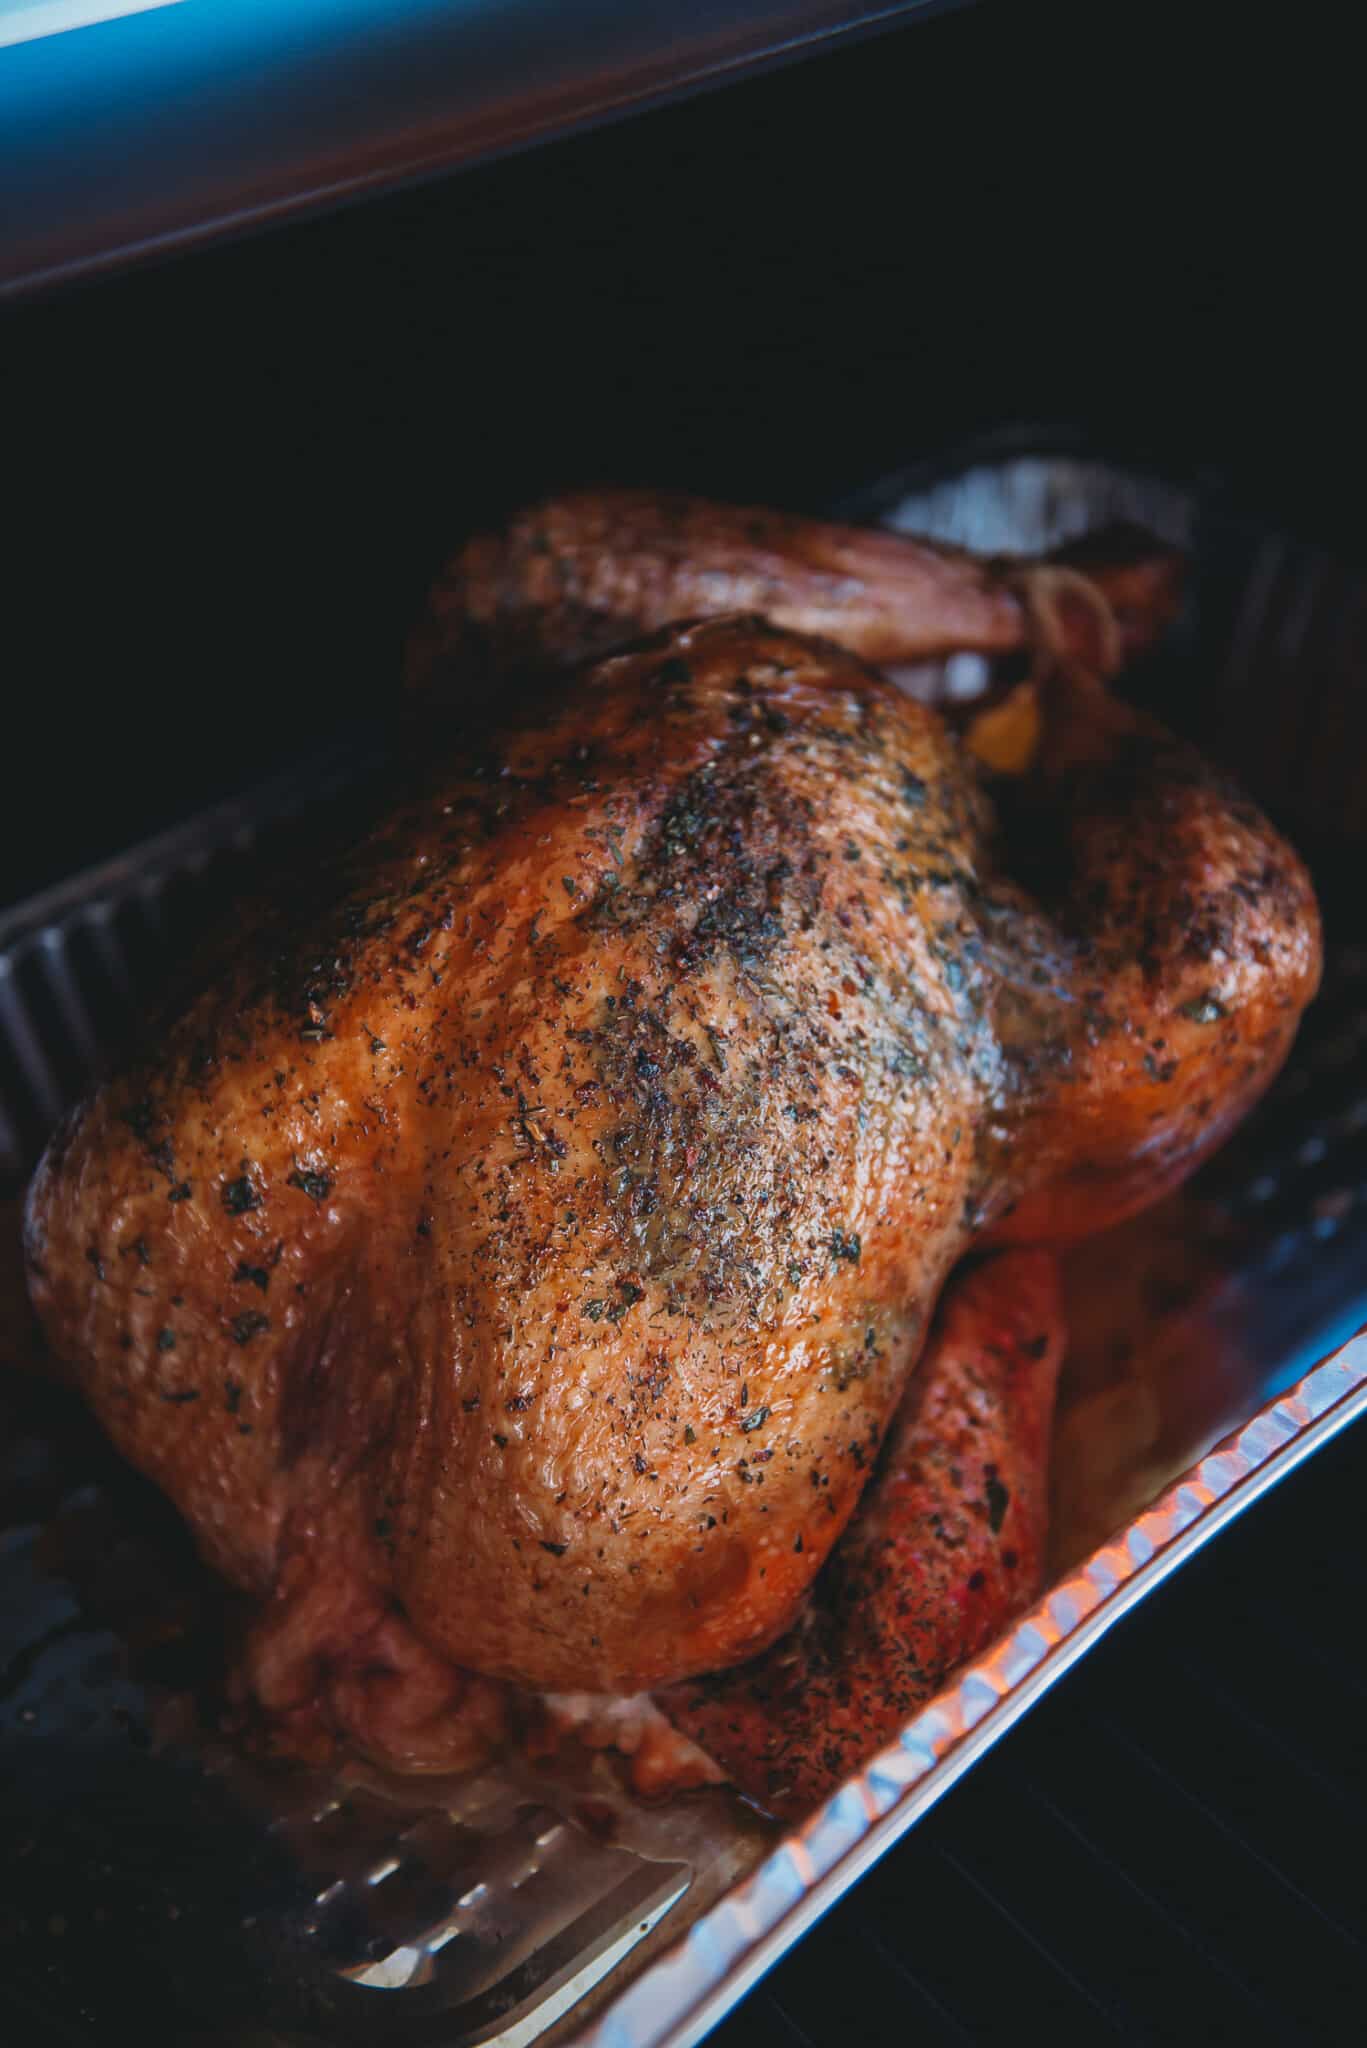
[[3, 448, 1366, 2048]]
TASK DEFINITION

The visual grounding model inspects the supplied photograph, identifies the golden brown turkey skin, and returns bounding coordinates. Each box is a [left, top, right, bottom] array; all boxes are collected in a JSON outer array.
[[26, 621, 992, 1694], [978, 670, 1322, 1242], [665, 1247, 1065, 1819], [24, 615, 1319, 1704]]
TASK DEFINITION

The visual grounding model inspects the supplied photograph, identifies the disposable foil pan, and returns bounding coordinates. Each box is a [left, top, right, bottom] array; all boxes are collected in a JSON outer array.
[[2, 446, 1366, 2048]]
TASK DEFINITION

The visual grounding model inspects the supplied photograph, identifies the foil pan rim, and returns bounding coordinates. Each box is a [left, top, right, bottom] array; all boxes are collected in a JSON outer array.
[[574, 1328, 1367, 2048]]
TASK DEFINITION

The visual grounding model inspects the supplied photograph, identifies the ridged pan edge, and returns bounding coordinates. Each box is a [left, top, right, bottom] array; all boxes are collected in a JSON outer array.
[[575, 1329, 1367, 2048]]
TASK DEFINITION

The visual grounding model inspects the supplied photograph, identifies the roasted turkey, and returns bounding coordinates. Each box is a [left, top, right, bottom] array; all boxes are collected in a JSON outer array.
[[22, 493, 1320, 1784]]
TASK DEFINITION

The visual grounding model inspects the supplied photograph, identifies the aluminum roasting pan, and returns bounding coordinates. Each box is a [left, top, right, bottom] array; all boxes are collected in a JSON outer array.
[[3, 444, 1366, 2048]]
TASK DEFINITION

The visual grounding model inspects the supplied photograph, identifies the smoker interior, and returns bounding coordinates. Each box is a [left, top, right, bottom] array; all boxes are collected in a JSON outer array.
[[4, 2, 1367, 2040]]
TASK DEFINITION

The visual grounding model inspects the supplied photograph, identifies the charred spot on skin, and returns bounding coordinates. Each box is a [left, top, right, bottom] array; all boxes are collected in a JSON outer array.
[[287, 1168, 333, 1203], [221, 1176, 260, 1216], [828, 1229, 861, 1264], [230, 1312, 269, 1346], [985, 1470, 1011, 1534], [540, 1539, 568, 1557], [235, 1263, 270, 1293], [147, 1138, 176, 1180]]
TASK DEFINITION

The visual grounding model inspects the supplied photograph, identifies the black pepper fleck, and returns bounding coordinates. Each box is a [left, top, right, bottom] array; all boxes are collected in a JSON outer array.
[[985, 1471, 1010, 1534]]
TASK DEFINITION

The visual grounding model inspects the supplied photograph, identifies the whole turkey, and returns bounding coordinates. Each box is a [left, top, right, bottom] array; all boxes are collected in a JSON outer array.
[[23, 493, 1321, 1785]]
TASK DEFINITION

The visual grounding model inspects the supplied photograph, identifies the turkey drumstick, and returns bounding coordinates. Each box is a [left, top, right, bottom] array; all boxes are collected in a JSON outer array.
[[666, 1247, 1065, 1819]]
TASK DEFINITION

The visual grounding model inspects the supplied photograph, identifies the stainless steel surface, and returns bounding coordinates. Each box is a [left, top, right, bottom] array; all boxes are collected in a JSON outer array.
[[0, 0, 946, 299], [2, 449, 1364, 2048]]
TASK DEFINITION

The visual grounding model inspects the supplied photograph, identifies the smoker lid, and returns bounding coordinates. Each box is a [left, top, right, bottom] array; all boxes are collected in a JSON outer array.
[[0, 0, 946, 298]]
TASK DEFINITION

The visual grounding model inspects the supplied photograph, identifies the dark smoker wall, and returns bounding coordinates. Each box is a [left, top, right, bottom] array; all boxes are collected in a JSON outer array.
[[3, 0, 1359, 906]]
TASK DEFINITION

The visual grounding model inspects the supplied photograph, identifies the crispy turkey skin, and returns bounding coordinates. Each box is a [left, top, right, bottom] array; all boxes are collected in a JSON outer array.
[[666, 1247, 1065, 1818], [25, 606, 1319, 1714], [28, 621, 995, 1693]]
